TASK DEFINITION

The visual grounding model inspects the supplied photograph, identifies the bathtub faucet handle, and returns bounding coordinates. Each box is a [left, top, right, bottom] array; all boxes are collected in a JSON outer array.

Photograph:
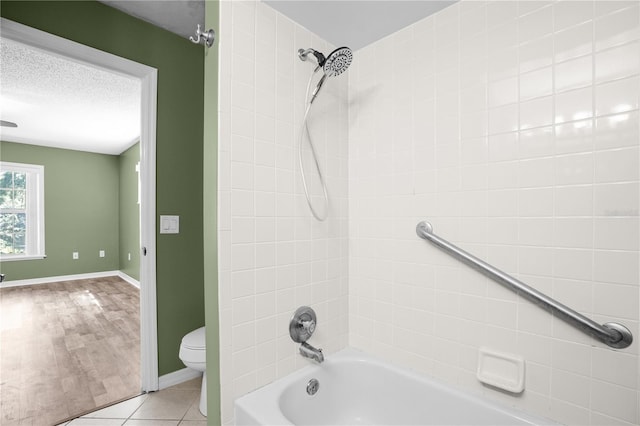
[[290, 306, 318, 343], [299, 318, 316, 334]]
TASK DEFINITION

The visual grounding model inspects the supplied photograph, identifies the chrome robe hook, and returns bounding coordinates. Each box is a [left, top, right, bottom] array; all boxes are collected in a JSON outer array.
[[190, 24, 215, 48]]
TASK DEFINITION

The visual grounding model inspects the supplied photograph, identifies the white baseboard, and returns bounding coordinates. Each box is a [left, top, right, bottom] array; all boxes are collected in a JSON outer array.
[[117, 271, 140, 289], [158, 367, 202, 390], [0, 270, 121, 288]]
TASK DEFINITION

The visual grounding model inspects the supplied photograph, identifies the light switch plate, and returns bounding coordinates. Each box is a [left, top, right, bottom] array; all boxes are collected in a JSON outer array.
[[160, 215, 180, 234]]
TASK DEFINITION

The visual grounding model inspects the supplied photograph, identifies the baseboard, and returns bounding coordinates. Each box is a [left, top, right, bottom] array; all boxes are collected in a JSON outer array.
[[117, 271, 140, 289], [158, 367, 202, 390], [0, 270, 122, 288]]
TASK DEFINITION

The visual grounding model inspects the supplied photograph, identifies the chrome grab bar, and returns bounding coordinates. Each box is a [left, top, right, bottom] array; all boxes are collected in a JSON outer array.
[[416, 221, 633, 349]]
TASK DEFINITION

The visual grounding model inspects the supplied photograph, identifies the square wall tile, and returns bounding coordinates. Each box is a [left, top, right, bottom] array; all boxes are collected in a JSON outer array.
[[556, 87, 593, 124], [596, 42, 640, 83], [555, 22, 593, 63], [519, 5, 553, 44], [594, 5, 640, 51], [595, 76, 640, 116], [555, 55, 592, 93], [520, 67, 553, 100], [553, 1, 593, 31]]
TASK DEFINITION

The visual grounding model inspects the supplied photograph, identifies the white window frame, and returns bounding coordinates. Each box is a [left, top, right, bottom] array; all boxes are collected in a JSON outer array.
[[0, 161, 46, 261]]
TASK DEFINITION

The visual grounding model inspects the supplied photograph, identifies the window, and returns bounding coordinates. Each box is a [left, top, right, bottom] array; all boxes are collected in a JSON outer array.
[[0, 162, 45, 260]]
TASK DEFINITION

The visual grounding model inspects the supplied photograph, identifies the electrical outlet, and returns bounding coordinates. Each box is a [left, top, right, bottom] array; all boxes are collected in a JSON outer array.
[[99, 250, 105, 258], [72, 252, 79, 260]]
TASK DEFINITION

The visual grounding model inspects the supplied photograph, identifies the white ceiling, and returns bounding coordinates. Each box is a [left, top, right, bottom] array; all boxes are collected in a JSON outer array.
[[98, 0, 204, 41], [0, 38, 141, 155], [264, 1, 456, 50]]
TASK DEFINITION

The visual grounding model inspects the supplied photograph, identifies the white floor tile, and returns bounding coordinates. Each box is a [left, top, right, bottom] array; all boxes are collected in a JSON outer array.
[[63, 379, 204, 424], [182, 399, 206, 421], [129, 389, 199, 420]]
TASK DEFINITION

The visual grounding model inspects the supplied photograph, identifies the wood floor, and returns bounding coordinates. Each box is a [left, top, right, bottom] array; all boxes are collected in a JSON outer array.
[[0, 276, 140, 426]]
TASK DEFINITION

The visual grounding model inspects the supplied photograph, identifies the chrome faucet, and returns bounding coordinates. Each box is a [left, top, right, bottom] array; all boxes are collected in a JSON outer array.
[[290, 306, 325, 363], [299, 341, 324, 363]]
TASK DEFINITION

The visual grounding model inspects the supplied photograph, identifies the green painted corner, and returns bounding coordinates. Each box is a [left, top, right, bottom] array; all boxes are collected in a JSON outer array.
[[203, 0, 220, 423]]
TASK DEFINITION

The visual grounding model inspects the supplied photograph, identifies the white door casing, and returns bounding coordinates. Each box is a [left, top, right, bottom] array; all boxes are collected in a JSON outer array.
[[0, 18, 159, 392]]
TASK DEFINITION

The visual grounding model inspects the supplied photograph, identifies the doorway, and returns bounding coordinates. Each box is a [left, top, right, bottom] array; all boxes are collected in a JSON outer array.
[[0, 16, 158, 420]]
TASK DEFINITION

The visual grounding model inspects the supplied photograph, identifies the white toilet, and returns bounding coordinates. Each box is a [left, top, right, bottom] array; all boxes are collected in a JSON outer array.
[[179, 326, 207, 416]]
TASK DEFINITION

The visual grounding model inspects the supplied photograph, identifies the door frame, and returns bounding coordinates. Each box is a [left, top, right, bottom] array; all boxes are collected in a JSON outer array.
[[1, 18, 159, 391]]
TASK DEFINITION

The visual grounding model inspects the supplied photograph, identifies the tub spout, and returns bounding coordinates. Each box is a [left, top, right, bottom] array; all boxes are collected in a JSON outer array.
[[300, 342, 324, 363]]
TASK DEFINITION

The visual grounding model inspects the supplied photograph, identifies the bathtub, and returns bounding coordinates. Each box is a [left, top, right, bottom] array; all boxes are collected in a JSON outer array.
[[235, 348, 557, 426]]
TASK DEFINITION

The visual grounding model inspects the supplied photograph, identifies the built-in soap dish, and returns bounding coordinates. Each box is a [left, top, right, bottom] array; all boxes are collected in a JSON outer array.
[[476, 347, 525, 393]]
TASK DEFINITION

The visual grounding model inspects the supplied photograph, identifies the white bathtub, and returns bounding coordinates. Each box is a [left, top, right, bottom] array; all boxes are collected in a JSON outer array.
[[235, 348, 557, 426]]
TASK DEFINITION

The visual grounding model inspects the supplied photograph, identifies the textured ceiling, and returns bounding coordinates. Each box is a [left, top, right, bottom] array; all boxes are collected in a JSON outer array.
[[0, 38, 141, 155]]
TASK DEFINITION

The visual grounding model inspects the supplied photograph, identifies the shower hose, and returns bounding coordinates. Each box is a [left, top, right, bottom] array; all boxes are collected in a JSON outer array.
[[299, 68, 330, 221]]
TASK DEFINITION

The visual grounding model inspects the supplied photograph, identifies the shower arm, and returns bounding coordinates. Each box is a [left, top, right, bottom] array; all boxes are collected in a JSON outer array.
[[416, 221, 633, 349], [298, 48, 316, 60], [298, 48, 324, 65]]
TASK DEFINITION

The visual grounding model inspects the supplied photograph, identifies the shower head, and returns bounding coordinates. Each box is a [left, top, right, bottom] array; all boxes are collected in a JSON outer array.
[[299, 46, 353, 103], [298, 47, 353, 76], [323, 47, 353, 77]]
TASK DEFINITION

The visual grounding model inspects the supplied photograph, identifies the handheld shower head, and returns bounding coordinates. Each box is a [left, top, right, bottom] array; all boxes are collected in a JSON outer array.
[[298, 47, 353, 76], [299, 46, 353, 103], [323, 47, 353, 76], [297, 47, 352, 221]]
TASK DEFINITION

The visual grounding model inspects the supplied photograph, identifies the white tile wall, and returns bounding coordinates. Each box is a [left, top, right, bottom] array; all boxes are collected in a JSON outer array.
[[349, 1, 640, 425], [218, 1, 349, 424]]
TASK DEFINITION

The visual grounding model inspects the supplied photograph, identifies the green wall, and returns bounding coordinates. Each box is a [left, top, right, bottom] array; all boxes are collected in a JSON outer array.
[[0, 141, 141, 281], [204, 1, 221, 422], [119, 142, 140, 281], [0, 141, 120, 278], [1, 1, 206, 376]]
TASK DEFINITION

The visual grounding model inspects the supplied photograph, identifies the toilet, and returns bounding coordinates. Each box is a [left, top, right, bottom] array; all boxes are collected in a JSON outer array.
[[179, 326, 207, 416]]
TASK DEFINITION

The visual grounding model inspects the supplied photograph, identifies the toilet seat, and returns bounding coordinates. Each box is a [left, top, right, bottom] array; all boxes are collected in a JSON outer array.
[[179, 327, 206, 365], [182, 326, 206, 350]]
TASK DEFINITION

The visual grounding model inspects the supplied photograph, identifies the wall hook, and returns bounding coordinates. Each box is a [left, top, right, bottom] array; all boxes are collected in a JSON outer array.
[[189, 24, 215, 48]]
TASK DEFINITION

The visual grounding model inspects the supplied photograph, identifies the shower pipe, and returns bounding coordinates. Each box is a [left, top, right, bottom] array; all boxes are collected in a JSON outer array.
[[416, 221, 633, 349]]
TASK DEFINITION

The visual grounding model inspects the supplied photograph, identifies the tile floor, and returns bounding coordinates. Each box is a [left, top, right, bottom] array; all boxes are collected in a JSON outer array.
[[56, 377, 206, 426]]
